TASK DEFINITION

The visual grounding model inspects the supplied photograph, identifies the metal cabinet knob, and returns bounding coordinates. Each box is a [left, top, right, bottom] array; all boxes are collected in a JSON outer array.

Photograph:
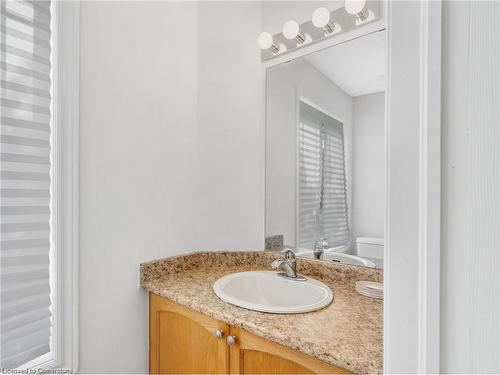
[[227, 335, 236, 346], [215, 329, 224, 339]]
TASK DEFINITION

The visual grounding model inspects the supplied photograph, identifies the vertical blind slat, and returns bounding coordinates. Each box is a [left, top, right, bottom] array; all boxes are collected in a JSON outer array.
[[0, 0, 52, 368], [298, 101, 350, 250]]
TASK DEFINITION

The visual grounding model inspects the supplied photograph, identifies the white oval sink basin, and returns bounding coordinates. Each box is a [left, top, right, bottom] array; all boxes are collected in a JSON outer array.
[[213, 271, 333, 314], [295, 251, 376, 268]]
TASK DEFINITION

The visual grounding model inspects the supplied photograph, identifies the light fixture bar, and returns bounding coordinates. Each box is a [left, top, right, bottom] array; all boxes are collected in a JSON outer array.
[[258, 0, 382, 62]]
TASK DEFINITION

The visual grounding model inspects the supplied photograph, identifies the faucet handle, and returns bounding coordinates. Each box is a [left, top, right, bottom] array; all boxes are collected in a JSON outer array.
[[271, 249, 295, 271], [282, 248, 296, 259], [282, 249, 297, 273], [271, 249, 306, 281]]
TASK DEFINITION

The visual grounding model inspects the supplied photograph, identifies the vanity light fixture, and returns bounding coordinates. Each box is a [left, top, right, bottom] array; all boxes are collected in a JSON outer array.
[[282, 20, 305, 44], [257, 32, 280, 54], [345, 0, 369, 22], [258, 0, 381, 61], [312, 7, 335, 35]]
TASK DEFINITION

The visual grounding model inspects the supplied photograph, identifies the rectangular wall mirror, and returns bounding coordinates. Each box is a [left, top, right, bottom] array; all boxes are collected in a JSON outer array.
[[265, 30, 386, 270]]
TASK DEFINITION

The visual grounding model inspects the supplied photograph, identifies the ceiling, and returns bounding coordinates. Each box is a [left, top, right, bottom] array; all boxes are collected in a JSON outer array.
[[304, 30, 386, 97]]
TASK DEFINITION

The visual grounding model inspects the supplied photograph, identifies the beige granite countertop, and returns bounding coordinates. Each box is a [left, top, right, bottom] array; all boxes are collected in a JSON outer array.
[[140, 251, 383, 374]]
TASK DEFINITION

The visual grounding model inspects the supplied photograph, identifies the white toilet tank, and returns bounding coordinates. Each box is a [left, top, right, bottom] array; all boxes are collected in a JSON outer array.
[[356, 237, 384, 260]]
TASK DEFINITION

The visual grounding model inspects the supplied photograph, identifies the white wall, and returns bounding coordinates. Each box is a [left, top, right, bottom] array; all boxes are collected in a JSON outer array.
[[195, 2, 265, 250], [266, 59, 352, 248], [441, 1, 500, 372], [352, 92, 385, 248], [79, 1, 500, 373], [79, 1, 263, 372], [79, 2, 199, 372]]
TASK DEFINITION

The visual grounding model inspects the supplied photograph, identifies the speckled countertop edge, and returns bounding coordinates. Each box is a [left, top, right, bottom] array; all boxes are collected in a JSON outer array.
[[140, 250, 383, 286], [140, 251, 383, 374]]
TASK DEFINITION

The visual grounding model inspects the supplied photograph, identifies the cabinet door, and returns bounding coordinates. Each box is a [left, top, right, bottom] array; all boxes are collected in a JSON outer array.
[[149, 293, 229, 374], [228, 327, 351, 374]]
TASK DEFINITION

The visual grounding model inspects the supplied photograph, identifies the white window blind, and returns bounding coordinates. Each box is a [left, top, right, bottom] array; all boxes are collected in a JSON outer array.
[[298, 101, 349, 250], [1, 0, 53, 368]]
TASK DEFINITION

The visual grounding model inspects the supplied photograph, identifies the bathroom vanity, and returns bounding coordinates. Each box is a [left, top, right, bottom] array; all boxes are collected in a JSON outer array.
[[141, 251, 383, 374], [149, 294, 348, 374]]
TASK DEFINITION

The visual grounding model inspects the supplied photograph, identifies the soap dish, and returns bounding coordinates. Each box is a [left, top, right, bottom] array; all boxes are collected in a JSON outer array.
[[355, 281, 383, 299]]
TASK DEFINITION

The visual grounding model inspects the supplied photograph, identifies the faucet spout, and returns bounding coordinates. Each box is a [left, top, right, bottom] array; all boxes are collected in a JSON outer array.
[[271, 249, 307, 281], [271, 259, 296, 278]]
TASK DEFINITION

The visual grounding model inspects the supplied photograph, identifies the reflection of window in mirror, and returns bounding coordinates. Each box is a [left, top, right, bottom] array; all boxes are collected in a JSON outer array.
[[298, 101, 349, 252]]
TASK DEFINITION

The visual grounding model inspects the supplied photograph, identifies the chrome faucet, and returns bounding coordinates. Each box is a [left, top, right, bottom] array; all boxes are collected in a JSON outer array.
[[313, 238, 329, 260], [271, 249, 307, 281]]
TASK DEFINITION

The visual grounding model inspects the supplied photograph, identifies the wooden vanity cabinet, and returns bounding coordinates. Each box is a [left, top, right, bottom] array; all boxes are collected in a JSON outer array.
[[149, 293, 350, 374], [149, 294, 229, 374], [228, 327, 350, 374]]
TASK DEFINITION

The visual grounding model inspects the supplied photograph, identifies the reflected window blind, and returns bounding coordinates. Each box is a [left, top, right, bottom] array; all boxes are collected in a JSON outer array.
[[1, 0, 53, 368], [298, 101, 349, 250]]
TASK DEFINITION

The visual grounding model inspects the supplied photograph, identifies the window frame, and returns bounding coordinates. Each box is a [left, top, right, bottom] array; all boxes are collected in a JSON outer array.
[[295, 98, 351, 251], [20, 1, 80, 371]]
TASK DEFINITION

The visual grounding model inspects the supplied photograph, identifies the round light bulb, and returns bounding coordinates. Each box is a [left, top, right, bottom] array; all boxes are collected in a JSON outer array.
[[345, 0, 366, 15], [312, 7, 330, 28], [282, 20, 300, 40], [257, 32, 273, 50]]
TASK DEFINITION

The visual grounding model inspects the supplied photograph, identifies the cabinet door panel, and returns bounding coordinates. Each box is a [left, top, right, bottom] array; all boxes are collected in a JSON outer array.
[[239, 349, 313, 374], [149, 293, 228, 374], [229, 327, 351, 374]]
